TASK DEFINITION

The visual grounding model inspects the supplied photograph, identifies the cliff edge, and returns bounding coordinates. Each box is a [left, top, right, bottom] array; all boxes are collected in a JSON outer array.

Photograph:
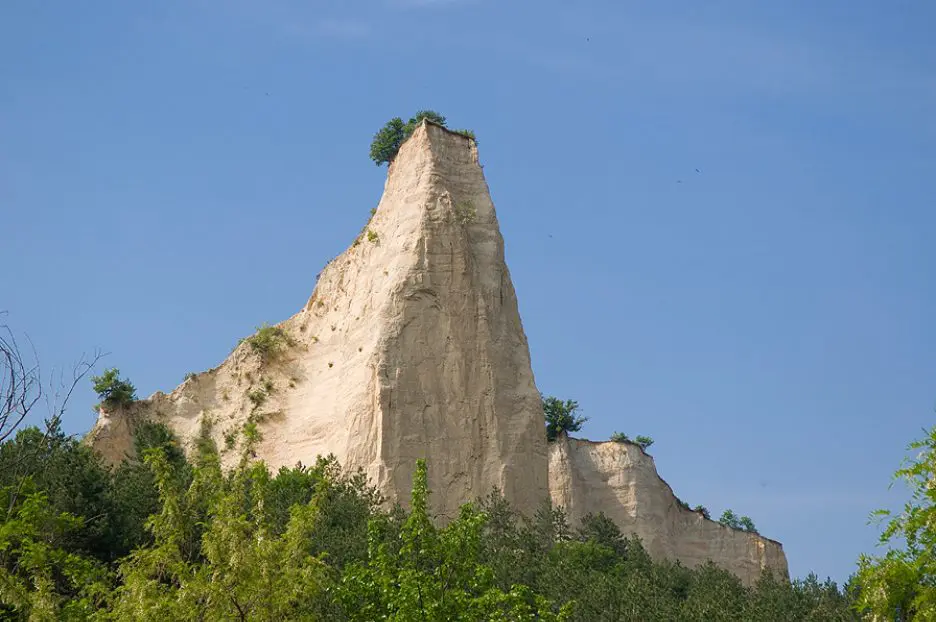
[[548, 433, 788, 585]]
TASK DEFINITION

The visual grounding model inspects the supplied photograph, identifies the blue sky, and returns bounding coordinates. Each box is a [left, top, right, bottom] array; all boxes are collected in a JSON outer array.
[[2, 0, 934, 584]]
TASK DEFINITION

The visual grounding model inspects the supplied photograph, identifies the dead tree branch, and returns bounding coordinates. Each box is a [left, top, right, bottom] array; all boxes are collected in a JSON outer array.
[[0, 317, 41, 443]]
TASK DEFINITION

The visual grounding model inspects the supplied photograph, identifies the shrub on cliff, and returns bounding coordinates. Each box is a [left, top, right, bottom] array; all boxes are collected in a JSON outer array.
[[369, 110, 475, 166], [719, 509, 758, 533], [543, 395, 587, 442], [609, 432, 653, 450], [91, 367, 136, 410], [369, 117, 407, 166], [240, 323, 294, 363], [634, 435, 654, 450]]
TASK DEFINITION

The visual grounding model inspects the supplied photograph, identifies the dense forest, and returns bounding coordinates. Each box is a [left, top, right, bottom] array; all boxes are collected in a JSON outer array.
[[0, 419, 859, 621], [0, 334, 932, 620]]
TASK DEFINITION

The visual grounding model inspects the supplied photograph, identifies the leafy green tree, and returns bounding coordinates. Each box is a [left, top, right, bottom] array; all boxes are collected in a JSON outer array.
[[0, 406, 863, 620], [635, 435, 654, 450], [679, 561, 749, 621], [855, 425, 936, 619], [738, 516, 758, 534], [0, 488, 112, 619], [91, 367, 136, 410], [543, 396, 587, 442], [369, 110, 461, 166], [338, 460, 569, 620], [107, 422, 192, 558], [694, 505, 711, 519], [719, 509, 740, 529], [105, 431, 329, 620], [576, 512, 628, 557], [407, 109, 446, 129], [610, 432, 630, 443], [0, 423, 118, 561], [369, 117, 407, 166], [265, 455, 382, 569]]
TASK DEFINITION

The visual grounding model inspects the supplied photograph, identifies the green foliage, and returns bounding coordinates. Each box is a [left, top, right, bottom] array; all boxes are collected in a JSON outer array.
[[114, 433, 335, 620], [719, 509, 758, 533], [369, 110, 476, 166], [855, 425, 936, 619], [369, 117, 407, 166], [738, 516, 758, 534], [337, 459, 569, 620], [577, 512, 628, 557], [610, 432, 653, 450], [0, 489, 112, 618], [240, 322, 295, 364], [635, 435, 654, 450], [247, 388, 266, 407], [0, 420, 860, 620], [1, 423, 123, 561], [366, 229, 379, 243], [454, 201, 477, 225], [91, 368, 137, 410], [0, 421, 186, 618], [543, 395, 587, 442], [408, 109, 446, 129], [183, 372, 196, 382], [694, 505, 711, 519], [719, 509, 739, 528]]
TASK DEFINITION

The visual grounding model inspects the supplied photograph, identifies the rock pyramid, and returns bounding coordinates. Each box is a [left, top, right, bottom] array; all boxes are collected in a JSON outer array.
[[88, 120, 788, 584], [89, 120, 549, 521]]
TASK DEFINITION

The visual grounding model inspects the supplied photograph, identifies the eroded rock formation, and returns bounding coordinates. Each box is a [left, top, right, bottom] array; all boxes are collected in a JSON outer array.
[[88, 121, 549, 521], [548, 433, 789, 585], [87, 120, 788, 583]]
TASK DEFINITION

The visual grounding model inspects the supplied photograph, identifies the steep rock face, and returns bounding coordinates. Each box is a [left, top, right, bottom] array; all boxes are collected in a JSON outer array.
[[548, 434, 788, 586], [87, 120, 791, 582], [87, 121, 550, 520]]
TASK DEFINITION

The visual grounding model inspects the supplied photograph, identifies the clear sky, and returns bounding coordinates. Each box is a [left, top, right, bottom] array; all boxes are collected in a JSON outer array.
[[2, 0, 934, 585]]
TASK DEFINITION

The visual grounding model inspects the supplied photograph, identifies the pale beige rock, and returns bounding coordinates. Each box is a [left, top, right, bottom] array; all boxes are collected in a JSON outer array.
[[87, 120, 550, 521], [86, 120, 790, 582], [548, 433, 789, 586]]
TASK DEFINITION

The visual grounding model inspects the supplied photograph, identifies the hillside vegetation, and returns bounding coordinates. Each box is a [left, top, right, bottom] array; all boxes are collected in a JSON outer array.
[[0, 418, 862, 621], [2, 339, 933, 619]]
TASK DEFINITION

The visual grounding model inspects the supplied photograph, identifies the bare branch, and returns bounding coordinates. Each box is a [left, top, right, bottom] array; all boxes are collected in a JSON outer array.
[[0, 315, 42, 443], [0, 313, 106, 516]]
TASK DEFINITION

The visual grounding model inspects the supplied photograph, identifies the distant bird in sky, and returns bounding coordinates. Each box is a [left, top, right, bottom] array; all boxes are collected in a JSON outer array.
[[695, 168, 701, 173]]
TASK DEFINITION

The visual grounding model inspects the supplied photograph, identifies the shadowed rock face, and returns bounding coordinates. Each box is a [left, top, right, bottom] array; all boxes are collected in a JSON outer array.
[[548, 434, 789, 586], [87, 121, 550, 521], [87, 120, 789, 582]]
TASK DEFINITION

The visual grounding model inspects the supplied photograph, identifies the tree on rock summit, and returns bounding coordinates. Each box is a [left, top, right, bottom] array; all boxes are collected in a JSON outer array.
[[369, 111, 475, 166]]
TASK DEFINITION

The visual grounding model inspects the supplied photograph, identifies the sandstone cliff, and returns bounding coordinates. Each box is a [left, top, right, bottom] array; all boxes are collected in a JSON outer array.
[[87, 119, 789, 583], [548, 433, 788, 585], [88, 120, 550, 521]]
